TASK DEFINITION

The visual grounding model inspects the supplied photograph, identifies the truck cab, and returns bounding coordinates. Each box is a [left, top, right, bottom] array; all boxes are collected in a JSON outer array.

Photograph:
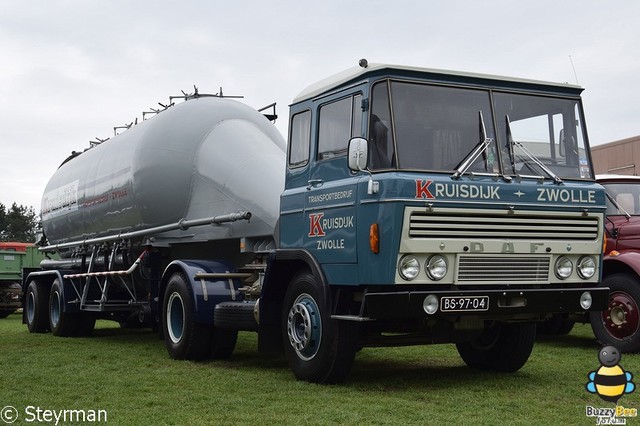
[[271, 62, 609, 382], [591, 174, 640, 352]]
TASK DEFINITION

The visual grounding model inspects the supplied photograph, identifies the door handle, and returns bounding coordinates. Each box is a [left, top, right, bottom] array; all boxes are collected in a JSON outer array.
[[307, 179, 324, 190]]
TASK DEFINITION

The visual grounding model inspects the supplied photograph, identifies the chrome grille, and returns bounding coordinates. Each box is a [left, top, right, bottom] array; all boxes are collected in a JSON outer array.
[[409, 210, 599, 240], [457, 255, 550, 283]]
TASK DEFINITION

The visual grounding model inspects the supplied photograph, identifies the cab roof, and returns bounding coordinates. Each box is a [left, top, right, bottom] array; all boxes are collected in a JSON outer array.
[[292, 62, 583, 104]]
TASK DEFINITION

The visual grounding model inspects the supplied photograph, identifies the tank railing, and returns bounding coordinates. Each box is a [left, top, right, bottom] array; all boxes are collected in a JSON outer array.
[[142, 103, 174, 120], [258, 103, 278, 122], [89, 85, 248, 147], [40, 210, 253, 252], [169, 85, 243, 104]]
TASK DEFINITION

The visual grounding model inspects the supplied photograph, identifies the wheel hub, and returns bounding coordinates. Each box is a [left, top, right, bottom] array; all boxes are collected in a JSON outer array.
[[166, 292, 185, 344], [603, 291, 639, 339], [26, 292, 35, 324], [287, 293, 322, 361]]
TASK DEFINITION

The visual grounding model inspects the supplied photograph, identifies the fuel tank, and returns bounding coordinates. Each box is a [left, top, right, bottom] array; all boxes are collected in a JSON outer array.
[[41, 97, 286, 245]]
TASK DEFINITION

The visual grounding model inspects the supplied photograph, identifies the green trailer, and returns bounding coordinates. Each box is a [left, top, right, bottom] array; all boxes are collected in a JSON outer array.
[[0, 243, 48, 318]]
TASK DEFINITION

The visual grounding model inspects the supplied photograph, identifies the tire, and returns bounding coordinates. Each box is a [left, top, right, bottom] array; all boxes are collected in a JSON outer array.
[[537, 314, 575, 335], [210, 328, 238, 360], [162, 273, 212, 360], [590, 273, 640, 353], [214, 301, 258, 331], [25, 280, 50, 333], [49, 279, 80, 337], [456, 322, 536, 372], [282, 271, 358, 384]]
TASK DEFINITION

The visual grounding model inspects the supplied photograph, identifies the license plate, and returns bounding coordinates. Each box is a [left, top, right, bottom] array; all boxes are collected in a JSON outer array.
[[440, 296, 489, 312]]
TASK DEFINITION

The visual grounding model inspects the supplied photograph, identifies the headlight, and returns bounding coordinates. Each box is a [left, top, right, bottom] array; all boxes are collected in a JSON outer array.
[[423, 294, 439, 314], [398, 256, 420, 281], [426, 255, 447, 280], [577, 256, 596, 279], [580, 291, 593, 310], [555, 256, 573, 279]]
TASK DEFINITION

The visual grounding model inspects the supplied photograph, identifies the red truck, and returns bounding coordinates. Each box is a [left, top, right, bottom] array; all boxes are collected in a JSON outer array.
[[591, 174, 640, 352]]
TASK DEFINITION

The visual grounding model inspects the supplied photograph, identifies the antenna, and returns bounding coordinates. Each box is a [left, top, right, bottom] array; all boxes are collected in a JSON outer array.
[[569, 55, 579, 85]]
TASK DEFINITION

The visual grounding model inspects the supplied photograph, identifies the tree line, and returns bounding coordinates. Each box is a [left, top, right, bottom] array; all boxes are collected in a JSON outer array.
[[0, 202, 39, 243]]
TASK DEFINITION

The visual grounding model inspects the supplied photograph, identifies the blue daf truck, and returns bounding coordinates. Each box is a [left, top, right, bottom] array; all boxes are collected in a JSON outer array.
[[24, 61, 608, 383]]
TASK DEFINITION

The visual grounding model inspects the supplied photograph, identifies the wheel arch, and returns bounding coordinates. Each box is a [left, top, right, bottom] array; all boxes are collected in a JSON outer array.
[[160, 259, 241, 325], [22, 270, 79, 317], [603, 256, 640, 280], [258, 249, 327, 353]]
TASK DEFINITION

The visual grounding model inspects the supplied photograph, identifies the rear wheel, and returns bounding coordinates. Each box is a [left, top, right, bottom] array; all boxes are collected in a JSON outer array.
[[282, 271, 358, 383], [25, 280, 50, 333], [456, 322, 536, 372], [49, 279, 80, 337], [162, 273, 215, 360], [590, 273, 640, 353]]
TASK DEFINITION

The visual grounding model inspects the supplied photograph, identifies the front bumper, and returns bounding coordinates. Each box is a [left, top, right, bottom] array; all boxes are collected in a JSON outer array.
[[363, 287, 609, 320]]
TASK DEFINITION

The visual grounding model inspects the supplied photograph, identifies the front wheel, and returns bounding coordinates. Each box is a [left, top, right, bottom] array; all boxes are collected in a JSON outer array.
[[590, 273, 640, 353], [456, 322, 536, 372], [282, 271, 357, 384]]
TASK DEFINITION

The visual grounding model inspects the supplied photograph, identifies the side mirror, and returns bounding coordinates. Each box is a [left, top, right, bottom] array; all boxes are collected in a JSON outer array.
[[348, 137, 369, 171]]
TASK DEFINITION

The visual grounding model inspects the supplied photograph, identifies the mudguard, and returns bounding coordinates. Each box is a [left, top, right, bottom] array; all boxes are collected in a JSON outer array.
[[161, 259, 243, 325], [23, 270, 81, 313], [604, 250, 640, 277]]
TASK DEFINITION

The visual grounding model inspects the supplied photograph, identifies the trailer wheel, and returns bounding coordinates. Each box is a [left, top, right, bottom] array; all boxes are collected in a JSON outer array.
[[162, 273, 211, 360], [456, 322, 536, 372], [282, 271, 357, 383], [590, 273, 640, 353], [25, 280, 50, 333], [49, 279, 79, 337]]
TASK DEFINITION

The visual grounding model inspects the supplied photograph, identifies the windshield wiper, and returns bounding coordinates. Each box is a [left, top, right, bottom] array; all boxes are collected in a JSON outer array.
[[452, 111, 493, 180], [505, 115, 563, 185], [605, 191, 631, 219]]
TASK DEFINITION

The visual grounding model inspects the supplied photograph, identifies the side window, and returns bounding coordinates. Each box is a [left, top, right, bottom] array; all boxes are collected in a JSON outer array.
[[318, 94, 363, 161], [368, 81, 395, 169], [352, 94, 363, 137], [289, 110, 311, 168]]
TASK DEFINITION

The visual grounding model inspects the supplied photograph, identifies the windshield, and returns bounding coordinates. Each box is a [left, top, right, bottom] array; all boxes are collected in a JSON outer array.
[[603, 182, 640, 215], [493, 92, 591, 179], [368, 80, 593, 179]]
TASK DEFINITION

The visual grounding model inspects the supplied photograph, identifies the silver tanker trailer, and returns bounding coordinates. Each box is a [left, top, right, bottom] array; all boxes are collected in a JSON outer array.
[[23, 62, 609, 383]]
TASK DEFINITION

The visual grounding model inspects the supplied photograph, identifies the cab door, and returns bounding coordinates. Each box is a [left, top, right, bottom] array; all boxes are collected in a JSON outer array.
[[303, 91, 365, 267]]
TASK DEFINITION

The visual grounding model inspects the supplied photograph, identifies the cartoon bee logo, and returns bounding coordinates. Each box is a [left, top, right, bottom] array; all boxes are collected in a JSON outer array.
[[586, 345, 635, 403]]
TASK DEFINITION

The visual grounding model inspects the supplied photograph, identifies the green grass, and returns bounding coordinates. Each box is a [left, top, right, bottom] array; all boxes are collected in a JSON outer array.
[[1, 312, 638, 425]]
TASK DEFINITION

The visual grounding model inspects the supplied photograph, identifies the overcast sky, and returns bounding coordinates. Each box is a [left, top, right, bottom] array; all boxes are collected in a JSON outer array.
[[2, 1, 640, 213]]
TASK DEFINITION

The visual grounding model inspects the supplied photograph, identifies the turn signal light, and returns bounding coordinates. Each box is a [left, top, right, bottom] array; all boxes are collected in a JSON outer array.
[[370, 223, 379, 254]]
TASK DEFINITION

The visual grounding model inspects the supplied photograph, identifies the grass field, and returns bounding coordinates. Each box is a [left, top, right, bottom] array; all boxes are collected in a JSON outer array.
[[1, 312, 638, 425]]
